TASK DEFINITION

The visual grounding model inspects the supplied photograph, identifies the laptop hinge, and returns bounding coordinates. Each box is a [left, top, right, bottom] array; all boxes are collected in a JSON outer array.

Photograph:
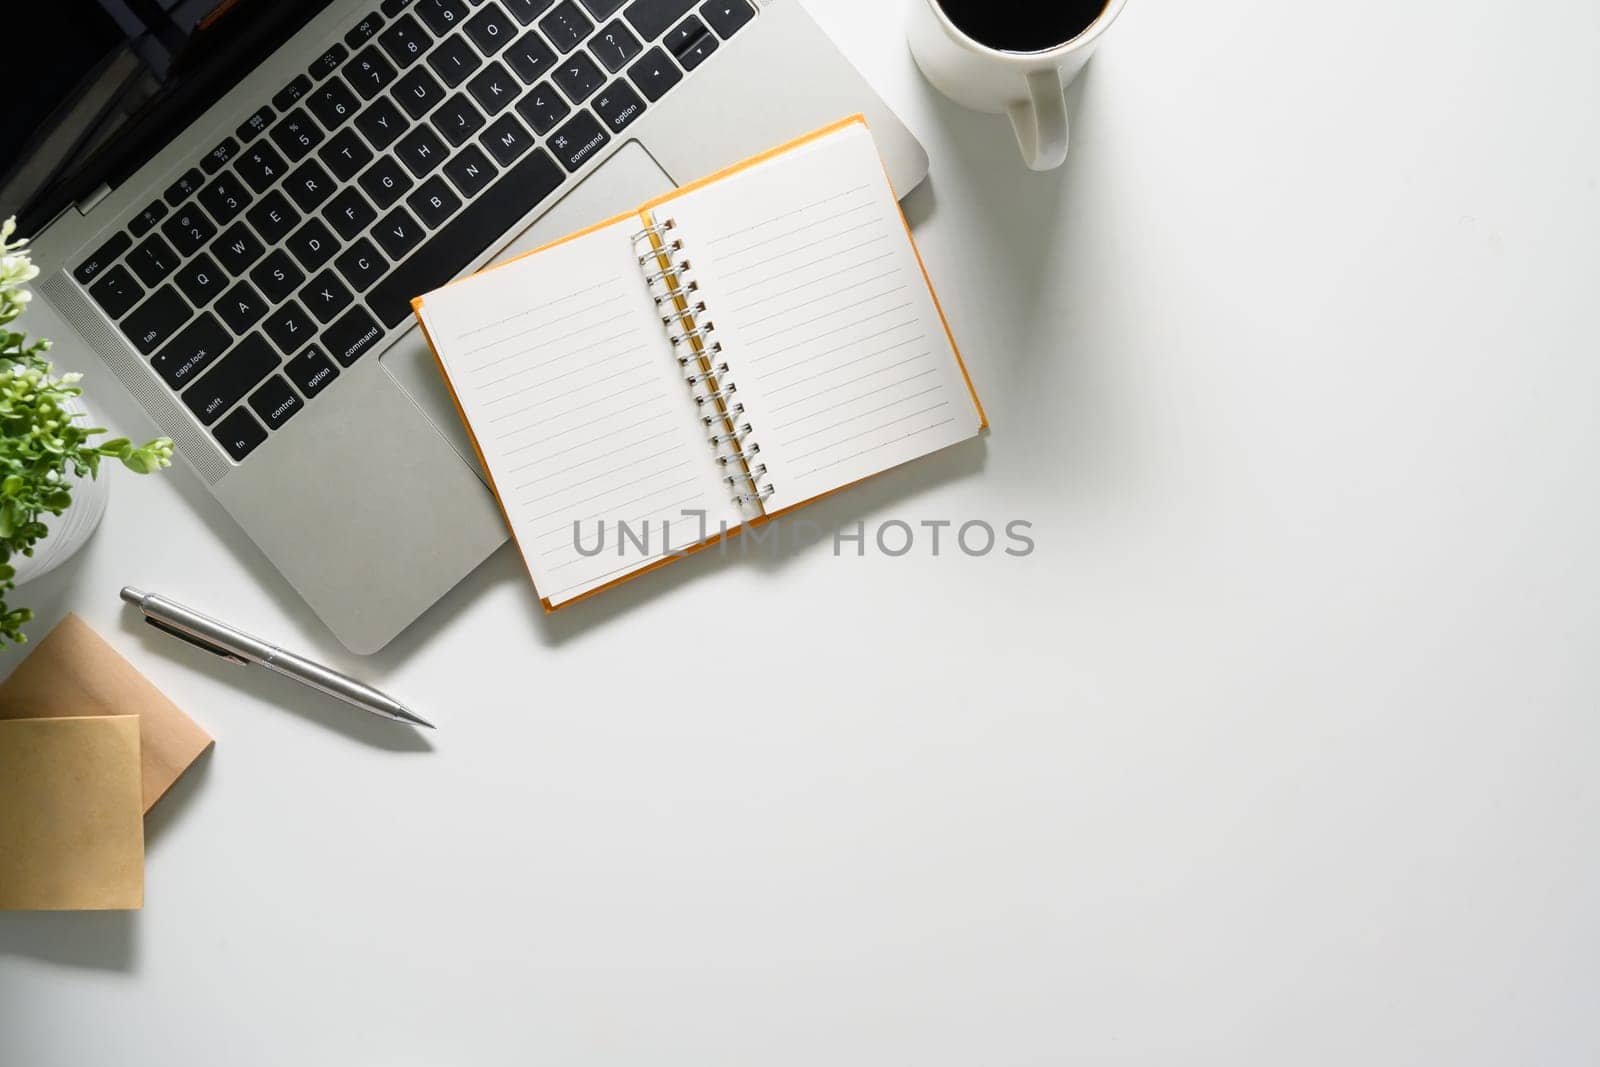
[[76, 182, 114, 216]]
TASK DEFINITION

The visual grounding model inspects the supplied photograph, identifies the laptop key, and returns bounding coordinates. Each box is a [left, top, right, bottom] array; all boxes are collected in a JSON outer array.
[[505, 31, 556, 83], [593, 80, 645, 133], [163, 205, 217, 255], [373, 207, 426, 260], [287, 217, 339, 271], [217, 280, 269, 333], [626, 47, 680, 102], [344, 46, 399, 100], [666, 15, 716, 69], [246, 191, 302, 244], [548, 109, 609, 172], [480, 114, 535, 166], [468, 62, 519, 115], [269, 108, 325, 161], [553, 51, 605, 101], [175, 253, 228, 306], [320, 128, 376, 180], [286, 158, 337, 212], [504, 0, 557, 25], [345, 11, 385, 49], [198, 173, 253, 224], [185, 332, 279, 426], [465, 5, 516, 53], [236, 106, 276, 144], [300, 270, 355, 323], [515, 81, 570, 134], [129, 200, 168, 237], [201, 136, 240, 175], [354, 96, 407, 150], [249, 376, 303, 430], [235, 142, 289, 193], [307, 78, 361, 130], [128, 234, 181, 287], [250, 250, 307, 305], [395, 66, 447, 119], [433, 94, 486, 146], [335, 238, 390, 291], [263, 300, 316, 354], [677, 28, 717, 70], [310, 43, 350, 81], [271, 74, 314, 111], [698, 0, 752, 38], [397, 126, 449, 176], [163, 168, 205, 206], [358, 156, 414, 209], [428, 35, 483, 88], [324, 305, 384, 366], [381, 0, 411, 16], [581, 0, 627, 18], [592, 20, 642, 71], [123, 286, 191, 355], [442, 144, 498, 198], [325, 187, 379, 240], [286, 345, 340, 398], [74, 233, 131, 285], [368, 147, 561, 326], [623, 0, 695, 42], [213, 407, 269, 461], [211, 222, 266, 276], [378, 15, 432, 68], [540, 2, 594, 52], [407, 175, 462, 227], [89, 266, 144, 319], [416, 0, 468, 35], [152, 313, 231, 389]]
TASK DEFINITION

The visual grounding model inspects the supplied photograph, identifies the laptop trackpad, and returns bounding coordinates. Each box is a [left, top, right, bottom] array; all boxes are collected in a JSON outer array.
[[380, 140, 677, 478]]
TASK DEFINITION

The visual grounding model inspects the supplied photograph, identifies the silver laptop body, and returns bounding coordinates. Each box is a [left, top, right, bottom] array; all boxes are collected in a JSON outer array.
[[24, 0, 928, 652]]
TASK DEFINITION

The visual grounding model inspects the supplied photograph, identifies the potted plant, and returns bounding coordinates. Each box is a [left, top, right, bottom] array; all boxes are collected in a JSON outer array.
[[0, 217, 173, 646]]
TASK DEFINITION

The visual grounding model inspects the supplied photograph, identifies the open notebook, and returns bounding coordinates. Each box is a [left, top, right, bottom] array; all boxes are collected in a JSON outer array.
[[414, 117, 986, 609]]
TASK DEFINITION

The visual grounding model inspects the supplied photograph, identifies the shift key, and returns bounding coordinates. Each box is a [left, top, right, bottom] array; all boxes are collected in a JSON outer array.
[[183, 332, 279, 425]]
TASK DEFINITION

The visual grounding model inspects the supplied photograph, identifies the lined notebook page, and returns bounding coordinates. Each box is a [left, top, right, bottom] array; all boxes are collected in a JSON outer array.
[[417, 217, 743, 606], [659, 122, 983, 512]]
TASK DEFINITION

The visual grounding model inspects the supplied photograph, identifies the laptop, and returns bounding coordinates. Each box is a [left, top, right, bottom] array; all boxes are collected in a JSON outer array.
[[15, 0, 928, 653]]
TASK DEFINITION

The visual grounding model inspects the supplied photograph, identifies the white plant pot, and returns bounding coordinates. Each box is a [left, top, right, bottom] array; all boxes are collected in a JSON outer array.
[[9, 395, 111, 587]]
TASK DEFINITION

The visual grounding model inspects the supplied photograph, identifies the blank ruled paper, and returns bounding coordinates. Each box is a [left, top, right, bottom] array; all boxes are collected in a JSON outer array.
[[417, 119, 982, 610], [416, 216, 742, 606], [660, 122, 983, 512]]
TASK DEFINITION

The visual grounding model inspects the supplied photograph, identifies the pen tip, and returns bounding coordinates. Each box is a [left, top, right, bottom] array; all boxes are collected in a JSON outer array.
[[396, 708, 435, 730]]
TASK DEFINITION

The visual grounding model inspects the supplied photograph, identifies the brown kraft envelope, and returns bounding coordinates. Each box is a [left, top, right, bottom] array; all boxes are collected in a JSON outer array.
[[0, 715, 144, 910], [0, 613, 212, 812]]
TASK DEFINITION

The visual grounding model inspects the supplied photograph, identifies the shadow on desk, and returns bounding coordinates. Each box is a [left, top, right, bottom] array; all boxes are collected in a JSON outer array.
[[903, 62, 1097, 310], [0, 908, 138, 973]]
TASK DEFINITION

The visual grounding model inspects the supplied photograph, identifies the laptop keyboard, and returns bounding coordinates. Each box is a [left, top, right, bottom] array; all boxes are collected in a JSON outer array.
[[71, 0, 757, 463]]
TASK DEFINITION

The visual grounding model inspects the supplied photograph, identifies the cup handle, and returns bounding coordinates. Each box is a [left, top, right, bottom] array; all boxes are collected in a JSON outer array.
[[1007, 69, 1070, 171]]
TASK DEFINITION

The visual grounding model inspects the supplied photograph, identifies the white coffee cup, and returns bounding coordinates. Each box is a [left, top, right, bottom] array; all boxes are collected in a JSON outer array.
[[908, 0, 1130, 171]]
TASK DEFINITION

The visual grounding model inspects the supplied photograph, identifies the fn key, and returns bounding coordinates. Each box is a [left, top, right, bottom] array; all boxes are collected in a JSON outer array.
[[213, 407, 268, 462]]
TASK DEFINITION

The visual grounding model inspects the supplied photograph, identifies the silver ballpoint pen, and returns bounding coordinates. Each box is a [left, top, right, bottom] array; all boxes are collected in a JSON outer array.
[[120, 587, 434, 729]]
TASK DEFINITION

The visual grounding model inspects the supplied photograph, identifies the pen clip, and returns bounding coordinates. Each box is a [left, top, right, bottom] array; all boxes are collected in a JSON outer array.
[[143, 615, 251, 665]]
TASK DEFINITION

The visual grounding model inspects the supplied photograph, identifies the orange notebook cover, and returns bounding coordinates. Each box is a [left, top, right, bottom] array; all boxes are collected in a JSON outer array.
[[414, 116, 985, 610]]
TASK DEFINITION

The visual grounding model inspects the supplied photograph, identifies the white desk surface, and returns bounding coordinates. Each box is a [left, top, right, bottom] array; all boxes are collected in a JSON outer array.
[[4, 1, 1598, 1062]]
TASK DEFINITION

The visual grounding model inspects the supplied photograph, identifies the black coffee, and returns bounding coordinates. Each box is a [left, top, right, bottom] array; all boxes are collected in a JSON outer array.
[[936, 0, 1108, 53]]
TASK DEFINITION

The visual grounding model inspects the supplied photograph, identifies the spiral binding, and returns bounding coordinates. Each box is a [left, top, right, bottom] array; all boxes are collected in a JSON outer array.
[[632, 216, 775, 508]]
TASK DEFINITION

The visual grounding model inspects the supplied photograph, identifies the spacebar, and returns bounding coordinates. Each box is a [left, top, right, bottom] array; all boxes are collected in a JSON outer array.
[[369, 149, 565, 328]]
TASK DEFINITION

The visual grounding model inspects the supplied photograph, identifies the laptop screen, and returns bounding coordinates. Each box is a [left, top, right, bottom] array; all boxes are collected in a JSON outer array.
[[4, 0, 329, 232]]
